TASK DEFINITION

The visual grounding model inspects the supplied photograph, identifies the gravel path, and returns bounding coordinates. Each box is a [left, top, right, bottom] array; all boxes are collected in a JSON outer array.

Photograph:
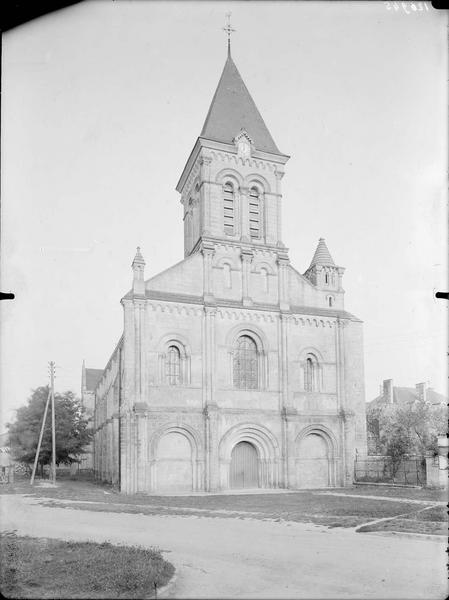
[[1, 494, 446, 599]]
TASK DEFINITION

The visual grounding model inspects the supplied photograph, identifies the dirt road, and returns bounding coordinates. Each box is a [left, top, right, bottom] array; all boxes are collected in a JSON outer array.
[[1, 494, 446, 599]]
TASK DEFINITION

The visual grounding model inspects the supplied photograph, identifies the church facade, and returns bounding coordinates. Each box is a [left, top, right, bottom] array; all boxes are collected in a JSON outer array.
[[90, 51, 367, 494]]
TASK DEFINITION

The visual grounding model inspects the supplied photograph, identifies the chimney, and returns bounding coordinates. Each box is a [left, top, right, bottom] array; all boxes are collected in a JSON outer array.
[[415, 382, 427, 403], [383, 379, 394, 404]]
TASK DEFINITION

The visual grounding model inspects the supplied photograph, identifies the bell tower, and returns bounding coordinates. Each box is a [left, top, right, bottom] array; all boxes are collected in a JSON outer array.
[[176, 49, 290, 258]]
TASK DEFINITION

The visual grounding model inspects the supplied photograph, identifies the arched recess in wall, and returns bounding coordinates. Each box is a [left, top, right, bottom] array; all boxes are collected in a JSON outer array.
[[219, 422, 280, 489], [298, 347, 324, 392], [222, 261, 232, 288], [225, 325, 269, 390], [213, 256, 240, 292], [156, 333, 191, 385], [253, 260, 274, 295], [295, 424, 339, 489], [149, 424, 203, 493]]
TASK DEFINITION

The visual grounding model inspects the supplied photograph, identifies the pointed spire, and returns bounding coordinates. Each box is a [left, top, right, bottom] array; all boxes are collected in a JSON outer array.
[[308, 238, 336, 269], [200, 55, 280, 154]]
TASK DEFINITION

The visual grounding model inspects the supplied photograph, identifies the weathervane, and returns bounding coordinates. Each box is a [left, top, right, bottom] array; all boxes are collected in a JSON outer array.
[[223, 12, 235, 56]]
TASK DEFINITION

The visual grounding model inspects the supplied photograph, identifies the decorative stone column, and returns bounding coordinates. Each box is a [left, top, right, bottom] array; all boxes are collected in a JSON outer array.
[[274, 169, 284, 244], [202, 240, 215, 304], [277, 251, 290, 312], [335, 317, 350, 485], [241, 247, 253, 307], [203, 306, 218, 491], [279, 311, 290, 488], [240, 186, 249, 239], [337, 267, 346, 292], [121, 298, 135, 411], [199, 155, 212, 235]]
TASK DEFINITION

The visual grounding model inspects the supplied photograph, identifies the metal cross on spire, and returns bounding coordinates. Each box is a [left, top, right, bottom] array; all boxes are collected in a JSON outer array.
[[223, 12, 235, 56]]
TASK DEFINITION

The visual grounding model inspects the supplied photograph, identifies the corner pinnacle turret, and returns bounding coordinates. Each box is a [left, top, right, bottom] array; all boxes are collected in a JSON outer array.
[[132, 246, 145, 296], [308, 238, 336, 269], [304, 238, 345, 291]]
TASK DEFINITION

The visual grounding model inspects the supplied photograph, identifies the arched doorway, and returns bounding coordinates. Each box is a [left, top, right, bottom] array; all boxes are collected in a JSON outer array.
[[296, 433, 330, 488], [230, 441, 259, 489], [156, 432, 193, 493]]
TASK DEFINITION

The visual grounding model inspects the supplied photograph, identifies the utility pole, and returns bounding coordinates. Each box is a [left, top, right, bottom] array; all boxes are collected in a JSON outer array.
[[30, 388, 51, 485], [49, 361, 56, 484]]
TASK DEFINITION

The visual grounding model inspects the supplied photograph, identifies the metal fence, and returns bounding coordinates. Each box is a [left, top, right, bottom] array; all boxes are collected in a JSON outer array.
[[354, 456, 426, 486]]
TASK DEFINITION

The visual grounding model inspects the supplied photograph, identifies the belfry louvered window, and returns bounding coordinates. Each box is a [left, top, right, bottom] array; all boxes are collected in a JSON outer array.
[[166, 345, 181, 385], [233, 335, 258, 389], [223, 182, 235, 235], [249, 187, 261, 239]]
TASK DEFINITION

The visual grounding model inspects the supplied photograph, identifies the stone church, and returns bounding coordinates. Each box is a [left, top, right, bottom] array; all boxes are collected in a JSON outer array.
[[89, 48, 367, 494]]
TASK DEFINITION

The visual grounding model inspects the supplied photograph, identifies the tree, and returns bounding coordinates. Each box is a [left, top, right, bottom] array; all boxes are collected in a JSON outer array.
[[367, 396, 447, 468], [7, 386, 92, 476]]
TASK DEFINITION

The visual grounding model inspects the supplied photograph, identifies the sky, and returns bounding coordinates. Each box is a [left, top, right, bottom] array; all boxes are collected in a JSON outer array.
[[1, 0, 447, 426]]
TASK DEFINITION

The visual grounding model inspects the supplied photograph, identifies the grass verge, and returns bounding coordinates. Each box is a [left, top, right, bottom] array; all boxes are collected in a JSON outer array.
[[357, 519, 447, 536], [357, 505, 448, 536], [0, 531, 174, 599]]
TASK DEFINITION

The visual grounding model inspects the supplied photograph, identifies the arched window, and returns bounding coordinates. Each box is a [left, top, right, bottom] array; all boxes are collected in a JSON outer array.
[[166, 345, 181, 385], [324, 272, 329, 284], [233, 335, 258, 389], [328, 296, 333, 307], [223, 182, 235, 236], [249, 187, 261, 239], [304, 355, 318, 392], [223, 263, 232, 288]]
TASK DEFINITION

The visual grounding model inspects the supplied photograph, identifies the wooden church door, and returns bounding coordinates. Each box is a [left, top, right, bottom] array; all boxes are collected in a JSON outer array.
[[230, 441, 259, 489]]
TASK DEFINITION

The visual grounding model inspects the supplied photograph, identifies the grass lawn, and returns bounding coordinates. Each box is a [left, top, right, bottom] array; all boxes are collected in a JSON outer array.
[[337, 484, 447, 502], [357, 505, 448, 536], [3, 475, 446, 534], [0, 531, 174, 599]]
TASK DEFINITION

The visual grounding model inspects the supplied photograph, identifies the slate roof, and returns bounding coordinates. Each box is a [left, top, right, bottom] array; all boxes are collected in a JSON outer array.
[[308, 238, 336, 269], [369, 387, 447, 407], [200, 55, 281, 155], [85, 368, 104, 392]]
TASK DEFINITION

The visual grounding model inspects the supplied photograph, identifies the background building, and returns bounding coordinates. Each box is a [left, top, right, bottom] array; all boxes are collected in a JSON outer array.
[[366, 378, 447, 455], [80, 363, 103, 470]]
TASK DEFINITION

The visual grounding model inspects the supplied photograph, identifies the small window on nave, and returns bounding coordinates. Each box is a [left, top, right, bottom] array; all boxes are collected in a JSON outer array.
[[328, 296, 333, 307], [166, 345, 181, 386], [233, 335, 258, 390], [249, 187, 261, 239], [304, 355, 318, 392], [223, 182, 235, 236]]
